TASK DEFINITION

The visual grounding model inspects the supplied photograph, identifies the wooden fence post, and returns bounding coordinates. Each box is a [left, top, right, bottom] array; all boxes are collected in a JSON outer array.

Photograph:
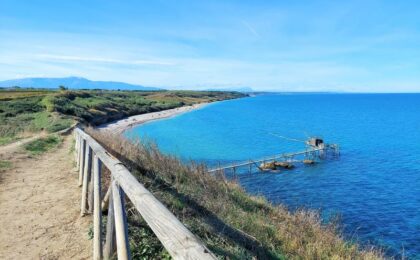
[[78, 138, 86, 186], [88, 161, 95, 212], [102, 185, 111, 212], [75, 133, 79, 166], [81, 145, 92, 216], [104, 185, 116, 260], [93, 155, 103, 260], [112, 181, 131, 260], [78, 135, 82, 167]]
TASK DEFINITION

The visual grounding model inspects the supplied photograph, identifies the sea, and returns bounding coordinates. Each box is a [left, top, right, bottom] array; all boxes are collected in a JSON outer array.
[[125, 93, 420, 259]]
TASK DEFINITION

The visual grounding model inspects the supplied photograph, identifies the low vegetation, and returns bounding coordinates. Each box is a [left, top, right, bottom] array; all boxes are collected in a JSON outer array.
[[88, 129, 383, 259], [24, 135, 62, 155], [41, 90, 244, 125], [0, 88, 53, 101], [0, 89, 245, 145], [0, 94, 73, 144], [0, 160, 12, 170], [0, 136, 19, 146]]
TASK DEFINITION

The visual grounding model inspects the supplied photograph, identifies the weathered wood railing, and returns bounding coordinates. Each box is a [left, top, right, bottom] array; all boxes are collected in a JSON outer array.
[[74, 128, 215, 260]]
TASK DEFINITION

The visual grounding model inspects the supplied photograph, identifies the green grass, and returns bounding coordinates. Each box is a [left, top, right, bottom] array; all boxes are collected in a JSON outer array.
[[0, 95, 60, 142], [31, 112, 73, 133], [24, 135, 62, 155], [0, 160, 12, 170], [0, 109, 72, 145], [0, 136, 20, 146]]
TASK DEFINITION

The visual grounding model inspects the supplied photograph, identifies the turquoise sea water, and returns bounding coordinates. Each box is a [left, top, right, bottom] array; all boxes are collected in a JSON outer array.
[[126, 94, 420, 258]]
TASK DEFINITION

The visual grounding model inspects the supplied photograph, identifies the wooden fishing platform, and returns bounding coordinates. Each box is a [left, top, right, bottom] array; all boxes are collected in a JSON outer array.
[[208, 137, 339, 174]]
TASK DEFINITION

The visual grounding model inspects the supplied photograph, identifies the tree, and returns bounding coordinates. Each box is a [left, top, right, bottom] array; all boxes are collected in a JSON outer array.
[[59, 85, 68, 91]]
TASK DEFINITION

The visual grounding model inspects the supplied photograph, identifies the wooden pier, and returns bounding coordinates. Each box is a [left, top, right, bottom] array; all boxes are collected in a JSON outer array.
[[208, 139, 339, 174]]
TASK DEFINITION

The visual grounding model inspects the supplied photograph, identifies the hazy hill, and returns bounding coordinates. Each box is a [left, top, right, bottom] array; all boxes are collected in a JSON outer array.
[[0, 77, 161, 91]]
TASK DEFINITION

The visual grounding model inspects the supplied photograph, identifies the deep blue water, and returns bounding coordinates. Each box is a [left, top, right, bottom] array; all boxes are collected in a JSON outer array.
[[126, 94, 420, 258]]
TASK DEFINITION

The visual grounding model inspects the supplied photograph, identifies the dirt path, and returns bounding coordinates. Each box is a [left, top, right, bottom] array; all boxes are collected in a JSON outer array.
[[0, 134, 92, 259], [0, 133, 47, 156]]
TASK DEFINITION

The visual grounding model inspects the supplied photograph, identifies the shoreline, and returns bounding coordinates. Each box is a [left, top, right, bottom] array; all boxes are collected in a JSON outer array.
[[97, 103, 208, 134]]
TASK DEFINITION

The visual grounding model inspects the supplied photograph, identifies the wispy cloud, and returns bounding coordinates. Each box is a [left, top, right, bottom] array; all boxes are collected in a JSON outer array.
[[241, 20, 260, 38], [36, 54, 174, 66]]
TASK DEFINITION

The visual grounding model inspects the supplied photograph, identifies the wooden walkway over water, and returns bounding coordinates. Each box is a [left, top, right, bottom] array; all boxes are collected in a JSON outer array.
[[208, 145, 339, 173]]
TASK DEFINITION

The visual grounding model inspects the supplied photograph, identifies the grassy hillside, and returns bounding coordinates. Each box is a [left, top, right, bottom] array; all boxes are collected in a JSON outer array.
[[0, 89, 245, 145], [88, 129, 383, 260]]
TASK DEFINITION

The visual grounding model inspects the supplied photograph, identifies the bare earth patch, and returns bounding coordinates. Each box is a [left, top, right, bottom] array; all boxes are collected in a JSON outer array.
[[0, 134, 91, 259], [0, 133, 47, 156]]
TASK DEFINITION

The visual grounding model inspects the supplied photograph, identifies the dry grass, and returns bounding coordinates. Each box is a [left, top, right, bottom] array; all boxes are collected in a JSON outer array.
[[88, 128, 383, 259], [0, 90, 52, 100]]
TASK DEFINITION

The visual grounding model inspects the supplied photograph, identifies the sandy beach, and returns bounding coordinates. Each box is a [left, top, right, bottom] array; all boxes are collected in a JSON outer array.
[[98, 103, 208, 133]]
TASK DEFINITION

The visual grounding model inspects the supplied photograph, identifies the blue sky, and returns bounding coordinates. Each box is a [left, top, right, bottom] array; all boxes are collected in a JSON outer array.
[[0, 0, 419, 92]]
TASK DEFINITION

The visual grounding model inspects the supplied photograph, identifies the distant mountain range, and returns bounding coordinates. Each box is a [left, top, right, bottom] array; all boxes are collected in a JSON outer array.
[[205, 86, 254, 93], [0, 77, 162, 91]]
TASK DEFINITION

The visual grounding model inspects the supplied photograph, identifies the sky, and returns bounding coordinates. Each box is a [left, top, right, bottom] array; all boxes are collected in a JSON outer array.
[[0, 0, 419, 92]]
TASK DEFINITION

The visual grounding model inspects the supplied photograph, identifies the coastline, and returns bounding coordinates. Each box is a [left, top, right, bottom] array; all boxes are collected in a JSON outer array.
[[97, 103, 208, 134]]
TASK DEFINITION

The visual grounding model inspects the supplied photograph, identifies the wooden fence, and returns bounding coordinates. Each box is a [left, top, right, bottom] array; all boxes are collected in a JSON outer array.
[[74, 128, 215, 260]]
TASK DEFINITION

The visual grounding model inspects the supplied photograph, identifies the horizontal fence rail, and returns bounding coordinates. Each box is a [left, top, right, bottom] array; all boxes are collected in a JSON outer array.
[[74, 127, 215, 260]]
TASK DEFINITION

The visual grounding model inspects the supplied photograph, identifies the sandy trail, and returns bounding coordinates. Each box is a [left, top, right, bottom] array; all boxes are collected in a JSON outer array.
[[0, 134, 91, 259]]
